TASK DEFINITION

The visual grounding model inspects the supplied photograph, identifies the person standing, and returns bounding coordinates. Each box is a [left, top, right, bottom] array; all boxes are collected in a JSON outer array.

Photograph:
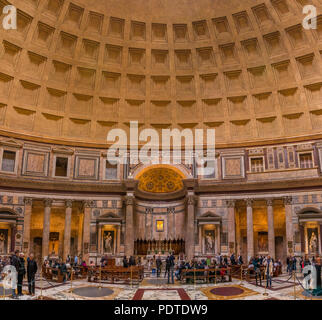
[[264, 255, 273, 288], [168, 253, 175, 284], [17, 253, 26, 296], [10, 250, 19, 298], [27, 253, 37, 295], [74, 255, 78, 267], [252, 256, 262, 286], [156, 256, 162, 278], [123, 256, 128, 268]]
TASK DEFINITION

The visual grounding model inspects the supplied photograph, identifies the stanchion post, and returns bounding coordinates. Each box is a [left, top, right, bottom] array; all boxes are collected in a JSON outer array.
[[130, 265, 133, 288], [193, 267, 196, 289], [70, 267, 73, 293], [99, 264, 102, 289], [39, 267, 43, 300], [240, 266, 243, 285], [214, 267, 217, 286], [293, 270, 296, 300]]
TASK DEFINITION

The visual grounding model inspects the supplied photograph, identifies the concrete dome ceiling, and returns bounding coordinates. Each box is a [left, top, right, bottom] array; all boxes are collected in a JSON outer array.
[[0, 0, 322, 147]]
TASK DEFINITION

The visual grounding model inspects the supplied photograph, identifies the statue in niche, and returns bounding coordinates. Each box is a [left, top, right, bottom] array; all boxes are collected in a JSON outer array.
[[309, 230, 318, 253], [104, 231, 114, 254], [205, 230, 215, 253], [0, 232, 5, 254]]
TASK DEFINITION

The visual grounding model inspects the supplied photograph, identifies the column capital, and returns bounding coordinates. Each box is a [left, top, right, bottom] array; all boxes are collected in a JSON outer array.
[[226, 200, 236, 208], [83, 200, 96, 208], [24, 197, 32, 206], [125, 195, 135, 206], [187, 195, 196, 206], [266, 199, 274, 207], [43, 199, 53, 207], [65, 200, 73, 208], [283, 196, 293, 205], [245, 198, 254, 207]]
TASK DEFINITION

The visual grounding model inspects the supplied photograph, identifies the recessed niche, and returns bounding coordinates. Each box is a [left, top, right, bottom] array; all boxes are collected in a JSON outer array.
[[310, 110, 322, 130], [130, 21, 146, 41], [305, 82, 322, 108], [49, 60, 71, 83], [278, 88, 301, 113], [212, 17, 231, 39], [174, 50, 192, 70], [33, 22, 55, 49], [296, 53, 320, 80], [0, 41, 21, 70], [256, 116, 279, 138], [104, 44, 122, 66], [22, 51, 47, 79], [150, 101, 172, 123], [108, 17, 125, 39], [124, 99, 145, 120], [14, 10, 32, 40], [228, 96, 249, 117], [271, 0, 293, 20], [196, 47, 216, 69], [285, 24, 309, 50], [95, 121, 118, 140], [248, 66, 270, 89], [97, 97, 119, 120], [200, 73, 220, 96], [100, 71, 121, 94], [85, 11, 103, 34], [219, 43, 239, 65], [173, 24, 189, 42], [282, 113, 305, 135], [42, 0, 64, 19], [152, 23, 167, 42], [34, 113, 62, 136], [151, 76, 170, 96], [271, 60, 295, 84], [176, 101, 197, 122], [45, 88, 66, 112], [263, 31, 286, 57], [128, 48, 146, 69], [126, 74, 146, 96], [15, 80, 40, 106], [8, 106, 35, 131], [192, 20, 210, 40], [80, 39, 99, 62], [241, 38, 262, 61], [0, 72, 13, 99], [151, 50, 169, 70], [230, 119, 252, 139], [70, 94, 93, 115], [63, 3, 84, 28], [313, 15, 322, 42], [75, 67, 96, 89], [0, 103, 6, 125], [176, 76, 195, 96], [233, 11, 253, 33], [202, 99, 224, 120], [252, 3, 274, 29], [56, 32, 77, 58], [224, 70, 244, 92], [252, 92, 275, 115], [67, 118, 91, 138]]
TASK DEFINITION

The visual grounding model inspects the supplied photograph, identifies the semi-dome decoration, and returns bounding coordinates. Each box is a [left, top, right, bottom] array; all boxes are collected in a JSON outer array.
[[137, 166, 185, 193]]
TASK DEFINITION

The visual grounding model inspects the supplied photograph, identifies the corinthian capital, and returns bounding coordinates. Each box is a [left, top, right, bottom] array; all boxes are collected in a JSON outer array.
[[283, 196, 292, 205], [245, 198, 253, 207], [83, 200, 96, 208], [65, 200, 73, 208], [125, 196, 134, 206], [24, 198, 32, 206], [266, 199, 273, 207], [187, 195, 196, 206], [226, 200, 235, 208], [43, 199, 53, 207]]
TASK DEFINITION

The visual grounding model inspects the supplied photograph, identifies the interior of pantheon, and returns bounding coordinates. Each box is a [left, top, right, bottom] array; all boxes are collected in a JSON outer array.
[[0, 0, 321, 270]]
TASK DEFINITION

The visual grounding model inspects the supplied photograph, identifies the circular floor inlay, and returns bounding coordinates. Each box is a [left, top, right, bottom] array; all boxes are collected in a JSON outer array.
[[72, 286, 114, 298], [210, 286, 244, 296]]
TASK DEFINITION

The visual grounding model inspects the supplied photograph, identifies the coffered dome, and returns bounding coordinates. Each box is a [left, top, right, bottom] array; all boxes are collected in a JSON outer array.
[[0, 0, 321, 147]]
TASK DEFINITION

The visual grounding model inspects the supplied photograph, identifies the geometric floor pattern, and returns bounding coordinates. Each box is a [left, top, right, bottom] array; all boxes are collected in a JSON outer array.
[[0, 272, 315, 300]]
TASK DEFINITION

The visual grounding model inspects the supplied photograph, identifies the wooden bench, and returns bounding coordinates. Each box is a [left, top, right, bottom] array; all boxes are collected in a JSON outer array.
[[180, 268, 232, 284], [42, 266, 65, 283]]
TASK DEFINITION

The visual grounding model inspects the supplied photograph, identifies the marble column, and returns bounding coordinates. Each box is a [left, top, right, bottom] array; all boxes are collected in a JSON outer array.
[[284, 196, 293, 255], [23, 198, 32, 254], [125, 195, 134, 256], [117, 224, 121, 255], [216, 224, 221, 254], [227, 200, 236, 254], [63, 200, 73, 261], [42, 199, 52, 260], [266, 199, 275, 259], [246, 199, 254, 262], [83, 201, 92, 263], [185, 194, 195, 260]]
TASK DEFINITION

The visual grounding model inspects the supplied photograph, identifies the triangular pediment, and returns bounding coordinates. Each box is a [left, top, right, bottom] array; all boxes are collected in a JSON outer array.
[[0, 139, 22, 148]]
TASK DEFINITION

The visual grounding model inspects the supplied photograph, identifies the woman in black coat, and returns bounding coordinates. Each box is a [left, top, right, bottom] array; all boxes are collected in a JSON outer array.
[[27, 253, 38, 295]]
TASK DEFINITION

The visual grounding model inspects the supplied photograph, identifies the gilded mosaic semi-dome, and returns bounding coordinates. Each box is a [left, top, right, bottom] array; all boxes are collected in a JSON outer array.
[[0, 0, 321, 147]]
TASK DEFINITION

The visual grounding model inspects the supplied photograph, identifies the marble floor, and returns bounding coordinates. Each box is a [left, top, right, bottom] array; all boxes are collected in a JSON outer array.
[[0, 273, 319, 301]]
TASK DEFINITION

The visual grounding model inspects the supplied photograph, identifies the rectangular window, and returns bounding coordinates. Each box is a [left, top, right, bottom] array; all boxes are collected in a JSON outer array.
[[105, 161, 118, 179], [55, 157, 68, 177], [299, 153, 313, 169], [250, 157, 264, 172], [1, 150, 16, 172]]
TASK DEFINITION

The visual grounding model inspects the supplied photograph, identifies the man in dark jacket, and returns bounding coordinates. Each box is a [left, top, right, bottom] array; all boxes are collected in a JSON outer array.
[[123, 256, 128, 268], [17, 253, 26, 296], [156, 256, 162, 278], [10, 250, 20, 298], [27, 253, 37, 295]]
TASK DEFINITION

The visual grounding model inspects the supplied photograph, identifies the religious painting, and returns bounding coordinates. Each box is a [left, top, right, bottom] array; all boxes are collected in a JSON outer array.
[[103, 230, 114, 254], [307, 228, 319, 254], [156, 220, 164, 232], [258, 232, 268, 252], [0, 229, 8, 254], [204, 230, 215, 254]]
